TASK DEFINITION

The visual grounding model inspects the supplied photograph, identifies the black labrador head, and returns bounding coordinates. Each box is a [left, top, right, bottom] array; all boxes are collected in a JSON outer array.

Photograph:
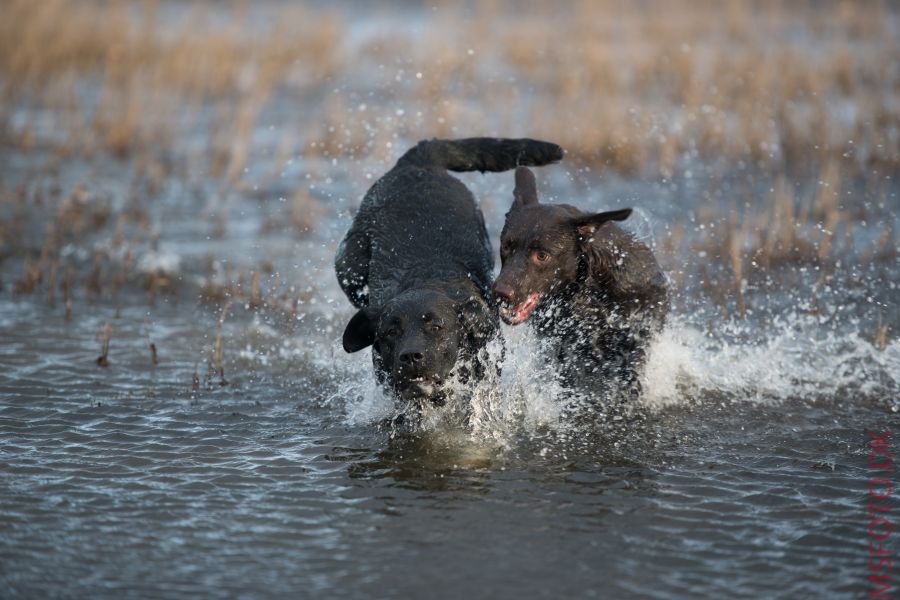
[[492, 166, 632, 325], [342, 288, 496, 405]]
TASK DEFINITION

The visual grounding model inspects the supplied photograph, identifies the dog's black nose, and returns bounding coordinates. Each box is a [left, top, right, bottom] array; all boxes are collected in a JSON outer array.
[[492, 281, 515, 303], [399, 350, 424, 365]]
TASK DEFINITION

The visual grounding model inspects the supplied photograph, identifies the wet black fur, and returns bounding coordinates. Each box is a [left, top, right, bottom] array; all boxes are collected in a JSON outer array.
[[335, 138, 564, 405]]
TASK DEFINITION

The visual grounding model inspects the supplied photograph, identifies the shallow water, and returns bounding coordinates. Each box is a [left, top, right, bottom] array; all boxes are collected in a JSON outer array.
[[2, 2, 900, 593], [0, 293, 896, 599], [2, 146, 898, 598]]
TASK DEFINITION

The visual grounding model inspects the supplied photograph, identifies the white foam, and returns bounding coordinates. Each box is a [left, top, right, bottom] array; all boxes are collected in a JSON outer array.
[[641, 314, 900, 410], [344, 382, 395, 425], [339, 315, 900, 436], [473, 330, 566, 433]]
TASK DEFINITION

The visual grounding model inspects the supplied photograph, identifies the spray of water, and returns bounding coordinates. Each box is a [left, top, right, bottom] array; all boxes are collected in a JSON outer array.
[[642, 314, 900, 411], [332, 307, 899, 447]]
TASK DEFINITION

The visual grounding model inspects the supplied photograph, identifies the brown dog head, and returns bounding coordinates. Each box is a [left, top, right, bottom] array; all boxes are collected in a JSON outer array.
[[491, 167, 632, 325]]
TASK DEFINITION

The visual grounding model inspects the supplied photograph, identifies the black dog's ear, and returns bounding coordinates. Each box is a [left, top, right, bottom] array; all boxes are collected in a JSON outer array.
[[342, 307, 379, 353], [572, 209, 632, 238], [512, 166, 539, 208]]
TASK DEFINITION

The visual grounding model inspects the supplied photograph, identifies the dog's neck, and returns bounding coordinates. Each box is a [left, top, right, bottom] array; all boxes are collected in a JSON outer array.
[[529, 250, 629, 336]]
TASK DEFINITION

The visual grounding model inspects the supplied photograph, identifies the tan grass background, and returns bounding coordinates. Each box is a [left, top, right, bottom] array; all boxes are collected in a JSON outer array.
[[1, 0, 897, 178], [0, 0, 897, 324]]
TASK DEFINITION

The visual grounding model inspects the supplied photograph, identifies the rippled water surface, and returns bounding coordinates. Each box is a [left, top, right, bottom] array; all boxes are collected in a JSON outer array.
[[1, 159, 897, 597], [2, 3, 900, 597], [1, 308, 896, 599]]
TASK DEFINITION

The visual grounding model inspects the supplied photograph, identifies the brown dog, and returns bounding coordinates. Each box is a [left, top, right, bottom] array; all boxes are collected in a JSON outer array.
[[491, 167, 668, 398]]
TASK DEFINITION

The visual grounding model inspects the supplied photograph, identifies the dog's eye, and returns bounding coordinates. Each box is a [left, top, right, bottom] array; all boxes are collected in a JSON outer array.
[[429, 323, 443, 333], [384, 327, 399, 338], [532, 250, 551, 263]]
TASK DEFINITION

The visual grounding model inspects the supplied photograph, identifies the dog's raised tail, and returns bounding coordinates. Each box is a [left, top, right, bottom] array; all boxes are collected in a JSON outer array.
[[398, 137, 564, 173]]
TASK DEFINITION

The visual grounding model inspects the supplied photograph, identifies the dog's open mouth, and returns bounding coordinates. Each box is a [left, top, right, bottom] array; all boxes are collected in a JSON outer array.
[[398, 376, 445, 403], [499, 292, 541, 325]]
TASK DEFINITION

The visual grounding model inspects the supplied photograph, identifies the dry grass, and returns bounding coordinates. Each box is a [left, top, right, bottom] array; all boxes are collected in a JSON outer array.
[[1, 0, 341, 173], [651, 146, 899, 320], [210, 300, 231, 386], [0, 0, 896, 178], [0, 0, 896, 323], [875, 318, 890, 351], [95, 321, 113, 366]]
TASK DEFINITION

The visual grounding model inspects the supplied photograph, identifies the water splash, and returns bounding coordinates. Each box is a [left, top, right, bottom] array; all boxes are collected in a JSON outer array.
[[336, 308, 900, 443], [642, 314, 900, 411]]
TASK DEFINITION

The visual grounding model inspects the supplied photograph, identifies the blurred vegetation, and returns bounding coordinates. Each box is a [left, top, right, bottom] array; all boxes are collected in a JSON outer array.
[[0, 0, 897, 326], [1, 0, 897, 176]]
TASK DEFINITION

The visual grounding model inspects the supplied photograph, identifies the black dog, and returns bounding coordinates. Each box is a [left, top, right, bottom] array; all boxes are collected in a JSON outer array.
[[336, 138, 563, 407], [491, 167, 668, 397]]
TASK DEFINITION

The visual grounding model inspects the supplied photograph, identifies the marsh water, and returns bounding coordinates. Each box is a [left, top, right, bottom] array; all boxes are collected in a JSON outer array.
[[2, 145, 898, 599], [2, 2, 900, 596]]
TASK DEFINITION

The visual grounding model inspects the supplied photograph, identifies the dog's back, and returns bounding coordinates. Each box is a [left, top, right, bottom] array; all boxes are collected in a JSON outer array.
[[336, 138, 564, 309], [357, 158, 493, 306]]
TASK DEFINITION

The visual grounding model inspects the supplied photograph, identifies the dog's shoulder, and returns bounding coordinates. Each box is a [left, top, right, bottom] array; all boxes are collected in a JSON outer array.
[[582, 223, 668, 320]]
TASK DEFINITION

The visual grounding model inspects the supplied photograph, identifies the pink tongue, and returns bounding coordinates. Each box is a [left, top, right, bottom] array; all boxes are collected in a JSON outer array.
[[512, 293, 539, 322]]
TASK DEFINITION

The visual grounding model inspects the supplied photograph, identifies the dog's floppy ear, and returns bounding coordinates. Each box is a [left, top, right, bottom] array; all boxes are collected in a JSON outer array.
[[512, 166, 539, 208], [342, 307, 379, 353], [572, 209, 632, 238]]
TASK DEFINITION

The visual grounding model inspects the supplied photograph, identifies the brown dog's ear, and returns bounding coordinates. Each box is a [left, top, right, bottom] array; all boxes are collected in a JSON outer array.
[[572, 209, 632, 238], [342, 307, 379, 353], [512, 166, 539, 208]]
